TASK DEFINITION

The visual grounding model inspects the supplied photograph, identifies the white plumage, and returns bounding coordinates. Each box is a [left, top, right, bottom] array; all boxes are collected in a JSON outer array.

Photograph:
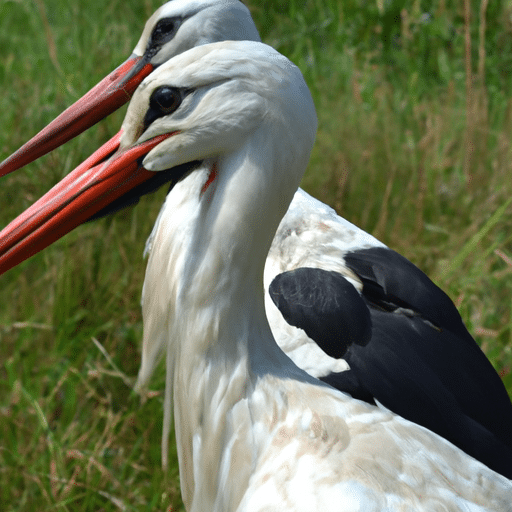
[[127, 0, 390, 386], [263, 188, 384, 376], [123, 3, 512, 479], [118, 41, 511, 510]]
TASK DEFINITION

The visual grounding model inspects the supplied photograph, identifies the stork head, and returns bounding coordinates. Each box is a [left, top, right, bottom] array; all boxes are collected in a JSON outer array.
[[0, 0, 259, 177], [133, 0, 260, 67], [0, 41, 317, 275]]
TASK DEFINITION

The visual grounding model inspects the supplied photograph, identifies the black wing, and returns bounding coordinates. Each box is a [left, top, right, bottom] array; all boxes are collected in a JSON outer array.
[[270, 248, 512, 479], [343, 247, 512, 445], [323, 308, 512, 479], [344, 247, 469, 338], [269, 267, 371, 359]]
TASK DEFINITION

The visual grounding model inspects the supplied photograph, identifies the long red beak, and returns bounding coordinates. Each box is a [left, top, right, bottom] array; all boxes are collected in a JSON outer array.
[[0, 56, 153, 177], [0, 130, 174, 275]]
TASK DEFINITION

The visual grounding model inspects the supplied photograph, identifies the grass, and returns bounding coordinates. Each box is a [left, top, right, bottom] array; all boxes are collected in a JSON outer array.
[[1, 0, 511, 509]]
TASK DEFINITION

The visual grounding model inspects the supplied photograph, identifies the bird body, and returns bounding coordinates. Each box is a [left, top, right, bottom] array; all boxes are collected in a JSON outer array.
[[111, 8, 512, 474], [263, 188, 384, 377], [264, 189, 512, 476], [125, 42, 512, 510]]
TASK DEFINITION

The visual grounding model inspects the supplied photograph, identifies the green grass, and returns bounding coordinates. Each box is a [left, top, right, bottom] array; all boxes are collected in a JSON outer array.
[[1, 0, 511, 509]]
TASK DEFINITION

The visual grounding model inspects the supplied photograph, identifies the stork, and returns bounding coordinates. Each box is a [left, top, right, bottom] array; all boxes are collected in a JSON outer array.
[[1, 0, 511, 477], [1, 40, 511, 511]]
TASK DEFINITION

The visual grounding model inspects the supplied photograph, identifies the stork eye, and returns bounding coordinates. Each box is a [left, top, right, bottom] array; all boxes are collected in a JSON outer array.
[[151, 17, 181, 46], [143, 86, 191, 132], [150, 86, 183, 114], [144, 17, 183, 62]]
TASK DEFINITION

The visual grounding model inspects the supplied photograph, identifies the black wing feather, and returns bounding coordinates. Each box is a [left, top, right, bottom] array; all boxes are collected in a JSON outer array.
[[324, 307, 512, 478], [269, 267, 371, 359], [343, 247, 512, 446], [344, 247, 468, 337], [270, 248, 512, 479]]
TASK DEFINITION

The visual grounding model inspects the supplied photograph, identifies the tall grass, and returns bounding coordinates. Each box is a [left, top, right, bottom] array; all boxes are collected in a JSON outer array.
[[1, 0, 511, 509]]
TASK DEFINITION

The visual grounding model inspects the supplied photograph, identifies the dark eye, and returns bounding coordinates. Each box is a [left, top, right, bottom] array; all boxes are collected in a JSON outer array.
[[146, 16, 182, 59], [152, 18, 177, 44], [143, 86, 192, 132], [150, 86, 182, 114], [145, 17, 183, 63]]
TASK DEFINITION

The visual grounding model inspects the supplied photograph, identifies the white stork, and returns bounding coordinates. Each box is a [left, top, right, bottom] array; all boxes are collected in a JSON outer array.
[[1, 0, 511, 478], [0, 40, 511, 511]]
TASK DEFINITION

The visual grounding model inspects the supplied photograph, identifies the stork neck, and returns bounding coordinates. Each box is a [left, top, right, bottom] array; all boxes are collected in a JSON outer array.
[[145, 134, 308, 508], [174, 140, 297, 368]]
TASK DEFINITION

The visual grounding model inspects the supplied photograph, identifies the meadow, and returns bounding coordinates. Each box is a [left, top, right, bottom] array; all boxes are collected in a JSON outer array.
[[0, 0, 511, 509]]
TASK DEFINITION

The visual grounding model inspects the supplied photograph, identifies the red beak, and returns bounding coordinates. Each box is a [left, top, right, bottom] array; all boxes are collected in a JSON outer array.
[[0, 55, 153, 177], [0, 130, 174, 275]]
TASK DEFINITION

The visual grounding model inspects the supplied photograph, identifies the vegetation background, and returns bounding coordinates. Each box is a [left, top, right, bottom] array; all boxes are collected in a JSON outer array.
[[1, 0, 511, 509]]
